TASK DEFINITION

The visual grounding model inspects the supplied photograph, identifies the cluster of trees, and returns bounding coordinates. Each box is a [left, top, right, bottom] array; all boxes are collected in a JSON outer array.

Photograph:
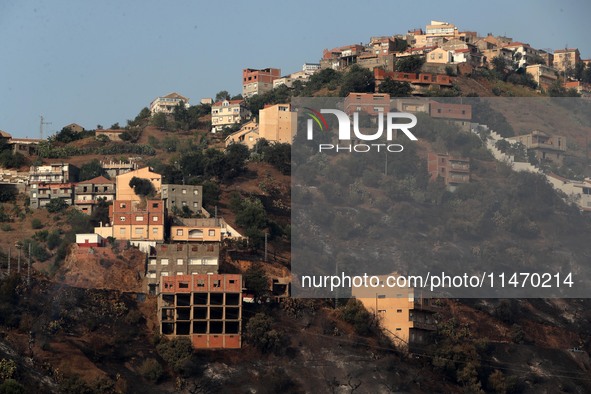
[[51, 126, 95, 144], [150, 102, 211, 132], [0, 140, 27, 169], [37, 141, 155, 158], [179, 143, 249, 182]]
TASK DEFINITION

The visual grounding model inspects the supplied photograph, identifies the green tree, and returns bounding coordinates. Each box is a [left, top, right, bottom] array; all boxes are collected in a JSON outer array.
[[202, 180, 220, 209], [151, 112, 169, 130], [395, 55, 425, 73], [261, 143, 291, 175], [215, 90, 230, 102], [0, 379, 25, 394], [79, 159, 108, 181], [245, 313, 287, 354], [31, 218, 43, 229], [225, 143, 250, 178], [156, 338, 193, 373], [129, 177, 156, 198], [45, 198, 69, 213], [137, 358, 163, 383], [53, 126, 81, 143], [0, 151, 27, 169], [340, 65, 375, 96], [377, 78, 412, 96], [243, 264, 269, 302]]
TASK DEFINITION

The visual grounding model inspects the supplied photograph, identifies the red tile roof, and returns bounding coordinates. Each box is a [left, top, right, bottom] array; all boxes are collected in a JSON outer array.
[[78, 175, 114, 184]]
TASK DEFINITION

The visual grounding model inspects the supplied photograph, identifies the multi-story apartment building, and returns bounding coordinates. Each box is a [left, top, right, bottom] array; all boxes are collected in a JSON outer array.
[[100, 160, 138, 179], [159, 274, 242, 349], [161, 184, 203, 215], [147, 243, 220, 293], [258, 103, 297, 144], [74, 175, 116, 214], [29, 163, 78, 184], [224, 120, 259, 149], [211, 99, 251, 133], [425, 20, 458, 38], [352, 273, 437, 350], [149, 92, 190, 114], [30, 183, 76, 209], [110, 199, 165, 242], [170, 217, 223, 243], [29, 163, 79, 209], [526, 64, 559, 90], [242, 68, 281, 98], [344, 93, 391, 115], [115, 167, 162, 201], [428, 152, 470, 191], [553, 48, 581, 74], [508, 130, 566, 165]]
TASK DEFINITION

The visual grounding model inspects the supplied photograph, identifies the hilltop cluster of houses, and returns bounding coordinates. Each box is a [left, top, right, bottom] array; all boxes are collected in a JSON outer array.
[[318, 20, 590, 94]]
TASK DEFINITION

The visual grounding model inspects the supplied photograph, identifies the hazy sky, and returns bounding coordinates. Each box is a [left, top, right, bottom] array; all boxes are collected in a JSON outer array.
[[1, 0, 589, 138]]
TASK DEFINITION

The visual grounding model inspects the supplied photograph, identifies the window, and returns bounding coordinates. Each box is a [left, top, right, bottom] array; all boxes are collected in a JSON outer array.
[[135, 228, 144, 234], [193, 190, 198, 195], [161, 271, 168, 276], [182, 189, 187, 194], [193, 202, 198, 208], [152, 228, 158, 234], [152, 203, 159, 208], [176, 229, 183, 236], [136, 216, 144, 221], [152, 216, 159, 222], [397, 309, 402, 313], [177, 258, 184, 265], [120, 216, 126, 221], [208, 230, 215, 237], [120, 203, 126, 208], [161, 259, 169, 265], [177, 244, 183, 251]]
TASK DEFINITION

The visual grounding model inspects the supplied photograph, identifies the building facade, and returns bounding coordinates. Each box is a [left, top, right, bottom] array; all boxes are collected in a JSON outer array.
[[526, 64, 558, 90], [352, 273, 437, 349], [29, 163, 78, 184], [159, 274, 242, 349], [508, 130, 566, 165], [110, 199, 165, 242], [553, 48, 581, 73], [147, 243, 220, 293], [30, 183, 75, 209], [258, 103, 297, 144], [115, 167, 162, 201], [428, 152, 470, 190], [242, 68, 281, 98], [74, 175, 115, 214], [224, 121, 259, 149], [170, 217, 223, 243], [344, 93, 391, 115], [161, 184, 203, 215], [150, 92, 190, 114], [100, 160, 138, 179], [211, 99, 251, 133]]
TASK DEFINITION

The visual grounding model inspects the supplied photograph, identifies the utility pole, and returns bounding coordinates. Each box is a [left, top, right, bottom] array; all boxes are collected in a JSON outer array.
[[40, 115, 52, 140], [264, 233, 268, 262], [27, 242, 31, 287]]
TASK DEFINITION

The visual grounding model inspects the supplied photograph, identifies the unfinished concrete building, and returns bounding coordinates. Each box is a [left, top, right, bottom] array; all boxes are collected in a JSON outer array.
[[147, 242, 220, 294], [159, 274, 242, 349]]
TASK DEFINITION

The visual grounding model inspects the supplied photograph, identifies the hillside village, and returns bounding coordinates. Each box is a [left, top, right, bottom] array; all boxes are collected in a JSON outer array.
[[1, 19, 591, 393]]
